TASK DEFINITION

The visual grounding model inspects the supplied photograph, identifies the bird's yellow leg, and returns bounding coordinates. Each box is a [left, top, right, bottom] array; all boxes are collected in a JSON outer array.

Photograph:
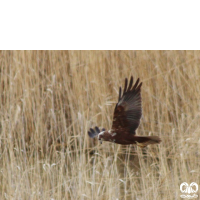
[[136, 141, 147, 148]]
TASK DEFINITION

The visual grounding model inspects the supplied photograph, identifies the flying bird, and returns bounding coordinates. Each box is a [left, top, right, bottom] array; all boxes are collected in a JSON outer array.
[[88, 76, 161, 147]]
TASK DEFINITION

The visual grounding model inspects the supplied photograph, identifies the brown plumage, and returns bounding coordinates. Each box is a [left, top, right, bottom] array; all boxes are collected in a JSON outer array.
[[88, 76, 161, 147]]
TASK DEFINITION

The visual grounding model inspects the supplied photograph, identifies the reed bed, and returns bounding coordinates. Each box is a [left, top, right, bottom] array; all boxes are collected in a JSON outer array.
[[0, 50, 199, 200]]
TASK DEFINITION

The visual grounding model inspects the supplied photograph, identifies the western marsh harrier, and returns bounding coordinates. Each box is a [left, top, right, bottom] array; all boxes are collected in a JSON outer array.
[[88, 76, 161, 147]]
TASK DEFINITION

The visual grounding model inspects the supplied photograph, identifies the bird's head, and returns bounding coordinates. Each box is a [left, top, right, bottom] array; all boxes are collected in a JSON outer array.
[[98, 130, 110, 144]]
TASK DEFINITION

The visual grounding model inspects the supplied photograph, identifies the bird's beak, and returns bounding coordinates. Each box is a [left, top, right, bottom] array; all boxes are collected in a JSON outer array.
[[100, 138, 103, 144]]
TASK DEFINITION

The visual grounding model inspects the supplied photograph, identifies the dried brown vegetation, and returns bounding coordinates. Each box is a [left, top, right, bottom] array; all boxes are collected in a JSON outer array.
[[0, 50, 199, 199]]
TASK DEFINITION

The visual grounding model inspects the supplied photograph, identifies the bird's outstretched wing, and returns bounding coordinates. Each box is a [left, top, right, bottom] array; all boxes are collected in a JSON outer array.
[[111, 76, 142, 135], [88, 126, 106, 138]]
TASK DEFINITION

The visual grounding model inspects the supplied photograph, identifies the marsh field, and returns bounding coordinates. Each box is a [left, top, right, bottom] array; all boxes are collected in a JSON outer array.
[[0, 51, 199, 200]]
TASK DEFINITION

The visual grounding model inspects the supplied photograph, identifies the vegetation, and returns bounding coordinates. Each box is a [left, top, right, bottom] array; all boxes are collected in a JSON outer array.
[[0, 51, 199, 199]]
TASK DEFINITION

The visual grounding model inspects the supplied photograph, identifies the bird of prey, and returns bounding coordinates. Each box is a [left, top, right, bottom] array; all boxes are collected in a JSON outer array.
[[88, 76, 161, 147]]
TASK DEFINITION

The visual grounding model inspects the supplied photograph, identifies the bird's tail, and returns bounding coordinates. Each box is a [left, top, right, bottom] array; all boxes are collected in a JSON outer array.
[[134, 136, 161, 147]]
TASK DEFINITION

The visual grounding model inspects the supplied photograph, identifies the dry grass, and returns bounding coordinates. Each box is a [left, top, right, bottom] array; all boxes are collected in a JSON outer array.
[[0, 50, 199, 200]]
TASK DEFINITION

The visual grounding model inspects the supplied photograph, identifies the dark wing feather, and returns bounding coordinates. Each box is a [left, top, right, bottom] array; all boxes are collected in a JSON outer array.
[[88, 126, 106, 138], [111, 76, 142, 135]]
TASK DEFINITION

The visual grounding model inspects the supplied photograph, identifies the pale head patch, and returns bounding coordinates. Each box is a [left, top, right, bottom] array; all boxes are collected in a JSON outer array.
[[98, 131, 105, 139]]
